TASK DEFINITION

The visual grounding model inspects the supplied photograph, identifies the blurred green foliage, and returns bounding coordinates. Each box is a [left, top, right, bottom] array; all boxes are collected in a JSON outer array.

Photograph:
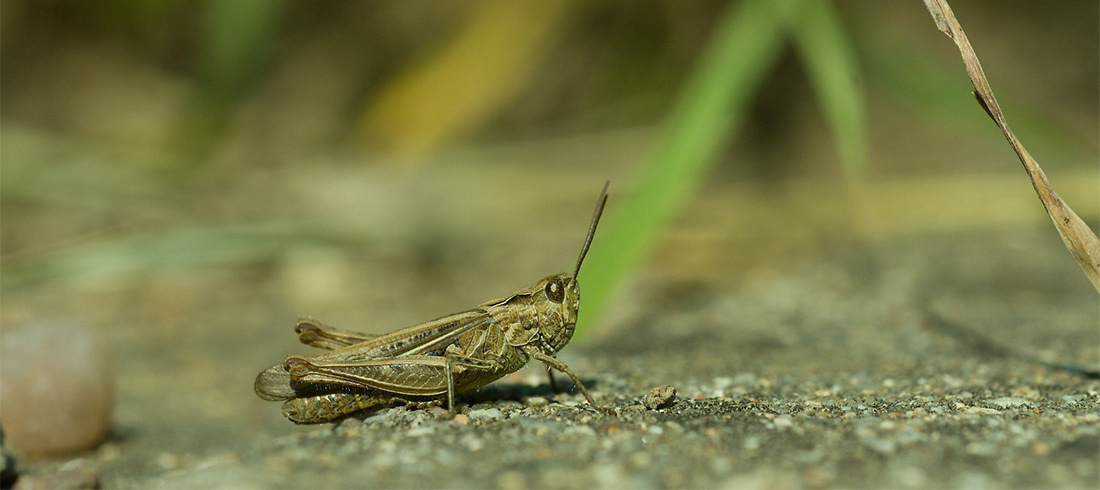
[[576, 0, 866, 335], [198, 0, 288, 102], [1, 0, 1095, 335]]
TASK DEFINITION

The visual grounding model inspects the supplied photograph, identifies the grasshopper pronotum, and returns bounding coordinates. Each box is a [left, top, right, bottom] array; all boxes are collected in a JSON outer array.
[[255, 182, 610, 423]]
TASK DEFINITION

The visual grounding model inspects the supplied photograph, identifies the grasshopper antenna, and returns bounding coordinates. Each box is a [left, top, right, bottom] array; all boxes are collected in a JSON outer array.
[[574, 181, 609, 278]]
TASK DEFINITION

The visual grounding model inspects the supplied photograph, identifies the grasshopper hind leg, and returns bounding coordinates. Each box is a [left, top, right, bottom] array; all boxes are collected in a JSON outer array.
[[527, 348, 612, 414], [281, 392, 391, 424], [295, 318, 378, 350], [281, 392, 445, 424]]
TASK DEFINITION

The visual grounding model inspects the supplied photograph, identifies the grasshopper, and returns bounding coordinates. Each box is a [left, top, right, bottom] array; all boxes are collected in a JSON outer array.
[[254, 182, 611, 423]]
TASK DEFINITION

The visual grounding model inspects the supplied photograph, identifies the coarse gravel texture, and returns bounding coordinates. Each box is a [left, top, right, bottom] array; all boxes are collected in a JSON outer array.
[[143, 380, 1099, 489]]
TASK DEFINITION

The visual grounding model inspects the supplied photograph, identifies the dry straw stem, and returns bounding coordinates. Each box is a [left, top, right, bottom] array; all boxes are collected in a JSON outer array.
[[922, 0, 1100, 292]]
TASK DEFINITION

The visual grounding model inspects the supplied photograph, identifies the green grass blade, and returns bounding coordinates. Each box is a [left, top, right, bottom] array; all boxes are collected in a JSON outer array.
[[198, 0, 287, 101], [574, 0, 798, 337], [788, 0, 868, 180]]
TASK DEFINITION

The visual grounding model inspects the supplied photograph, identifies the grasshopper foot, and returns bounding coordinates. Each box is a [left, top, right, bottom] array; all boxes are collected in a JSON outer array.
[[585, 401, 617, 416]]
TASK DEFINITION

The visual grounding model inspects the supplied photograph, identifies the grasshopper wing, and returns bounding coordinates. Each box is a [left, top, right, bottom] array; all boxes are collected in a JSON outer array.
[[283, 354, 495, 396], [259, 310, 494, 398], [255, 363, 297, 401], [302, 310, 488, 363]]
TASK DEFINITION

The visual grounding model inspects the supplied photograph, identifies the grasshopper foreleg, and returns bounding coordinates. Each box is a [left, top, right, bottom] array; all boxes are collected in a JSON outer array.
[[546, 366, 561, 393], [526, 348, 609, 414]]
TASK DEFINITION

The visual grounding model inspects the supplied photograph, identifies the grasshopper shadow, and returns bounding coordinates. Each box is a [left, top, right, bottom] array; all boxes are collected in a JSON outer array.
[[458, 376, 601, 407]]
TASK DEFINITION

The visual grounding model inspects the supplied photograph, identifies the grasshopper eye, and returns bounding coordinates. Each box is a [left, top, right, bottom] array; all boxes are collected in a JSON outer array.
[[544, 277, 565, 303]]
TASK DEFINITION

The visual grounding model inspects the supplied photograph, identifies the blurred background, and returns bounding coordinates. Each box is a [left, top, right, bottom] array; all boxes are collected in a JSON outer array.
[[1, 0, 1096, 483]]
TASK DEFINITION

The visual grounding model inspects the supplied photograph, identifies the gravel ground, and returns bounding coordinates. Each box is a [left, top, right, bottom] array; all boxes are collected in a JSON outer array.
[[113, 227, 1098, 489], [3, 207, 1096, 489], [142, 377, 1098, 489]]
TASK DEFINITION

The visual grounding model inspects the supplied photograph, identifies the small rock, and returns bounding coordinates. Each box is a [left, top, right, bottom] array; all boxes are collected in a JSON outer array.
[[426, 406, 451, 419], [452, 414, 470, 425], [986, 397, 1029, 409], [1, 323, 113, 456], [468, 408, 503, 421], [369, 407, 412, 427], [524, 396, 549, 408], [643, 386, 676, 410]]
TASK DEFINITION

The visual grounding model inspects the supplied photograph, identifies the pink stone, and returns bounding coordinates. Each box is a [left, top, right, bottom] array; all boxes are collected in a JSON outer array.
[[1, 323, 113, 457]]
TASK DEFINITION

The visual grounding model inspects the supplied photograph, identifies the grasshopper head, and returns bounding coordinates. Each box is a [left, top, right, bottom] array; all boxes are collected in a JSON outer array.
[[538, 181, 608, 354], [536, 273, 580, 353]]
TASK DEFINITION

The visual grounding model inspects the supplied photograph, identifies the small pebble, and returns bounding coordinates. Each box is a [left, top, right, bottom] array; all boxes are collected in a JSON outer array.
[[524, 396, 549, 408], [644, 386, 677, 410], [468, 408, 503, 421], [986, 397, 1029, 409], [426, 406, 451, 419], [1, 323, 113, 456]]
